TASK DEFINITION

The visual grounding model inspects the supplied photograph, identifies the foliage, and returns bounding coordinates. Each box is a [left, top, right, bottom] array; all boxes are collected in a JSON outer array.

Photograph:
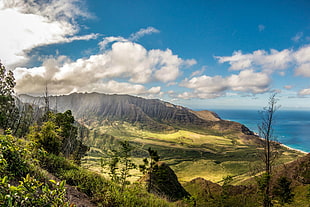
[[0, 134, 29, 178], [221, 175, 233, 200], [0, 174, 69, 207], [28, 110, 88, 163], [139, 147, 160, 192], [101, 140, 137, 191], [99, 183, 174, 207], [13, 103, 37, 138], [272, 177, 294, 205], [0, 62, 18, 131], [0, 133, 70, 206], [184, 178, 260, 207], [38, 121, 63, 155]]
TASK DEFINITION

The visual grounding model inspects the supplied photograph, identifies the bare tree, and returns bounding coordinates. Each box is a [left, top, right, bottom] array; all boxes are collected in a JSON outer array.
[[44, 82, 50, 115], [257, 93, 280, 207]]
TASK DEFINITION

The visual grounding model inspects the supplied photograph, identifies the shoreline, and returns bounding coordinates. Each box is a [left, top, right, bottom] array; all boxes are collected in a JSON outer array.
[[214, 109, 310, 154], [255, 132, 308, 154], [279, 143, 308, 154]]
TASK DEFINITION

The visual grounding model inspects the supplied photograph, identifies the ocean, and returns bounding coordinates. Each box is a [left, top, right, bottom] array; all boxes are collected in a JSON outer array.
[[211, 109, 310, 153]]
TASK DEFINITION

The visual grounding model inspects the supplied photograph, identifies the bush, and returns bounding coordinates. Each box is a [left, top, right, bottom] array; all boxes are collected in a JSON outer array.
[[0, 135, 29, 178], [0, 174, 69, 207], [38, 152, 77, 174]]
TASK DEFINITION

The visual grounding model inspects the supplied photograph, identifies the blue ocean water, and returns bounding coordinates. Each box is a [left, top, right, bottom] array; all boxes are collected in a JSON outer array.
[[212, 109, 310, 153]]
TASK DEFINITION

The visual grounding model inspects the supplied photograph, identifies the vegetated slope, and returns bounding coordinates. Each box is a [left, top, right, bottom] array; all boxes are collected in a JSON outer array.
[[184, 153, 310, 207], [140, 161, 191, 201], [19, 93, 254, 136], [18, 93, 304, 182]]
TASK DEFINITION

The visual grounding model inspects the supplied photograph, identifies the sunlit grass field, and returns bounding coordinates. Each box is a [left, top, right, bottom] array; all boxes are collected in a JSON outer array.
[[82, 121, 304, 184]]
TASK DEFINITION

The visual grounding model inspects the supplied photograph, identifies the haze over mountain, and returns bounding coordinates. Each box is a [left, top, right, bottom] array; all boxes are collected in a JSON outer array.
[[19, 92, 254, 136]]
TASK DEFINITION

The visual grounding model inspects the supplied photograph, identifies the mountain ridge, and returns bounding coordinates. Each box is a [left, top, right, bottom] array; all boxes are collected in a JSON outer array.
[[18, 92, 254, 136]]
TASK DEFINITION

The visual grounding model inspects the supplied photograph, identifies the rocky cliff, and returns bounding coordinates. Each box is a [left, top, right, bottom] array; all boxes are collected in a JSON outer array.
[[18, 92, 255, 137]]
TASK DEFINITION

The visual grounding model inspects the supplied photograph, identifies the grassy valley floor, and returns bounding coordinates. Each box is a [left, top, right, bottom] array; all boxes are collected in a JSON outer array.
[[81, 121, 304, 184]]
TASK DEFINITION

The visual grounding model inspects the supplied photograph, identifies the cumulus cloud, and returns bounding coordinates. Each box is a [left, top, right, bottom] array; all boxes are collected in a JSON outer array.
[[215, 45, 310, 78], [99, 36, 128, 51], [227, 70, 270, 93], [295, 63, 310, 77], [15, 39, 195, 95], [179, 69, 271, 99], [129, 27, 160, 41], [294, 45, 310, 77], [0, 0, 96, 66], [215, 49, 292, 72], [299, 88, 310, 96]]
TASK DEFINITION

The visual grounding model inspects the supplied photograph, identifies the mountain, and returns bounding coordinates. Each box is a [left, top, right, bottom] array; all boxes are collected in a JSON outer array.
[[19, 92, 254, 136], [18, 93, 304, 182]]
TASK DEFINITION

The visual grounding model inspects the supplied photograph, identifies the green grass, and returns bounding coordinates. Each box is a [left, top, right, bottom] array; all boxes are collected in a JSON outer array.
[[82, 121, 305, 183]]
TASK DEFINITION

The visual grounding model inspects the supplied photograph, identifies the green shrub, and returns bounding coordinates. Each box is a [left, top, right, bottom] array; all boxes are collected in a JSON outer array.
[[59, 168, 107, 198], [0, 174, 69, 207], [38, 152, 77, 174], [0, 135, 29, 178]]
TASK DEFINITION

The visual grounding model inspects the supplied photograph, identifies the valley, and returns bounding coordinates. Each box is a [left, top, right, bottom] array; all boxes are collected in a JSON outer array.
[[19, 92, 305, 184], [81, 120, 303, 183]]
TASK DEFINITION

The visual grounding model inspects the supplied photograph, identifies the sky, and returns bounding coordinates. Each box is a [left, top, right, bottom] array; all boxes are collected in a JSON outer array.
[[1, 0, 310, 110]]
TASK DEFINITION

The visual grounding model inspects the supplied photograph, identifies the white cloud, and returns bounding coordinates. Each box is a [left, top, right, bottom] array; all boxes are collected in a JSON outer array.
[[0, 0, 95, 66], [215, 45, 310, 79], [215, 49, 292, 72], [99, 36, 128, 51], [129, 27, 160, 41], [299, 88, 310, 96], [215, 50, 252, 70], [227, 70, 270, 93], [295, 63, 310, 77], [293, 45, 310, 63], [258, 24, 265, 32], [190, 66, 206, 77], [180, 75, 228, 94], [292, 32, 303, 42], [151, 49, 184, 82], [179, 69, 270, 99], [15, 39, 195, 95], [284, 85, 293, 89], [294, 45, 310, 77]]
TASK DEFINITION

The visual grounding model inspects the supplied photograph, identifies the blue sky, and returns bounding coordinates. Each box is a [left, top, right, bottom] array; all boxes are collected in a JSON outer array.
[[1, 0, 310, 110]]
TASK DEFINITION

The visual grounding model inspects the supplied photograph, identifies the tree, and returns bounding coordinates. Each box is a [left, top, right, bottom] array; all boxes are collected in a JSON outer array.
[[273, 176, 294, 205], [28, 110, 88, 162], [101, 140, 136, 191], [139, 147, 160, 193], [55, 110, 77, 158], [0, 62, 18, 131], [37, 120, 63, 155], [257, 93, 280, 207]]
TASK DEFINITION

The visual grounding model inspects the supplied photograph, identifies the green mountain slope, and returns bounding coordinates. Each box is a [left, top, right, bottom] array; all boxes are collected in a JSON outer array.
[[18, 93, 305, 182]]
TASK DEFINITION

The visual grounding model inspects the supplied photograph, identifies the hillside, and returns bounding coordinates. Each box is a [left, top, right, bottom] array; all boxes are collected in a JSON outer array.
[[19, 93, 245, 132], [18, 93, 304, 182]]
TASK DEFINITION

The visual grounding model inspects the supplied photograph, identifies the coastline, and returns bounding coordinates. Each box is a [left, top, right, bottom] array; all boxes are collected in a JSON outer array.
[[213, 109, 310, 154], [279, 143, 308, 154], [255, 134, 308, 154]]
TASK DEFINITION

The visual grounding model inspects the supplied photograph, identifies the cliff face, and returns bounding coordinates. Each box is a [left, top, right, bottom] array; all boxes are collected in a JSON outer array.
[[18, 92, 254, 136]]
